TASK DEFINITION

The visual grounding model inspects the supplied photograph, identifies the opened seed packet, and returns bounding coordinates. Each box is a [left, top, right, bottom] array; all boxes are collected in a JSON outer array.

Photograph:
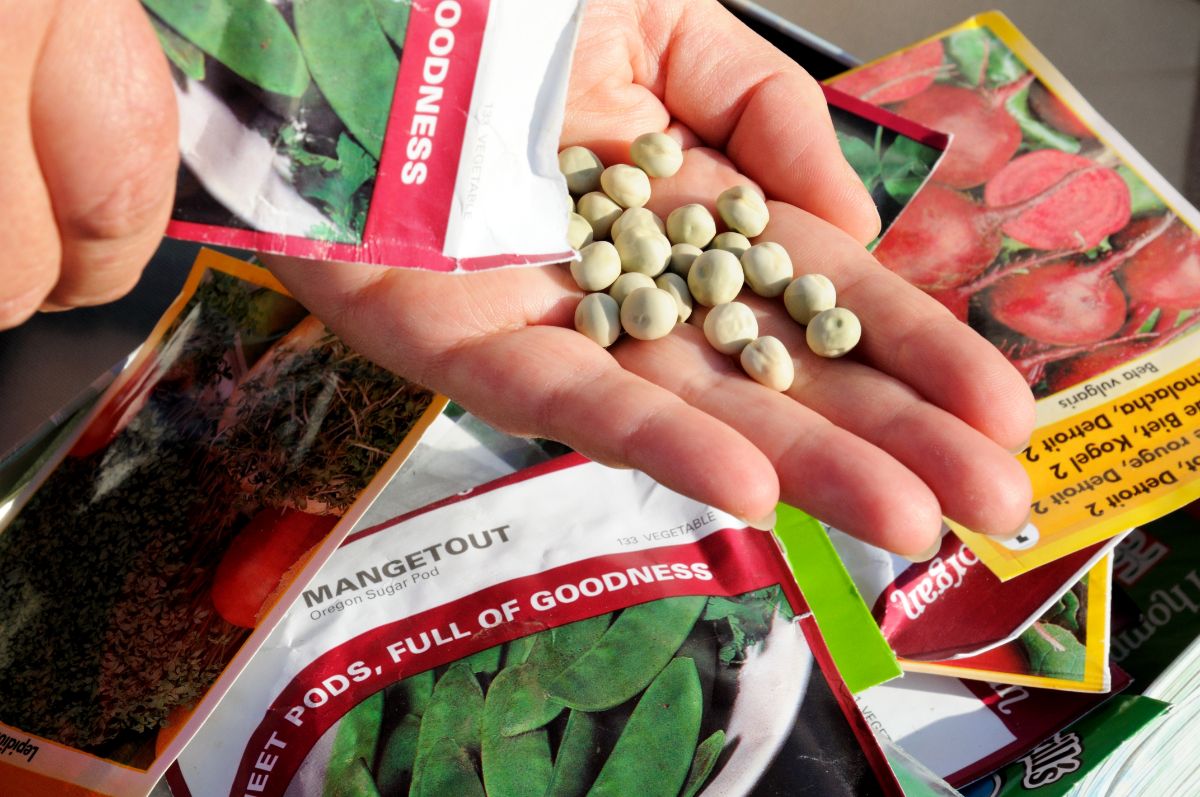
[[829, 12, 1200, 579], [904, 556, 1113, 693], [166, 456, 904, 796], [0, 249, 444, 795], [144, 0, 581, 271], [827, 527, 1118, 691]]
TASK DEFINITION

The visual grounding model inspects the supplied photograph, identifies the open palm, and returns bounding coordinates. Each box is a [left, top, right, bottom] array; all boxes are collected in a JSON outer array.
[[269, 0, 1035, 555]]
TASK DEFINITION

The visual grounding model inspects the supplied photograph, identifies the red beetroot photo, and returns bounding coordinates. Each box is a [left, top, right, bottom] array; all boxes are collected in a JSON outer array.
[[831, 22, 1200, 400]]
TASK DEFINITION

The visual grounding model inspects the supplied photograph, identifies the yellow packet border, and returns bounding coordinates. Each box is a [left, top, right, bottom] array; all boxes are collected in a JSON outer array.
[[898, 555, 1112, 692]]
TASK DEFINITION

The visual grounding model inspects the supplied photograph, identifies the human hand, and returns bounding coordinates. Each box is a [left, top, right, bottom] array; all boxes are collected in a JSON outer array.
[[272, 0, 1036, 555], [0, 0, 177, 330]]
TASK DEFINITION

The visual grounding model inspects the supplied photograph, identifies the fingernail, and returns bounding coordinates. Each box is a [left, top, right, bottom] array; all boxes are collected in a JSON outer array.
[[1008, 438, 1033, 455], [993, 510, 1034, 542], [739, 510, 776, 531], [901, 536, 943, 563], [39, 301, 70, 313]]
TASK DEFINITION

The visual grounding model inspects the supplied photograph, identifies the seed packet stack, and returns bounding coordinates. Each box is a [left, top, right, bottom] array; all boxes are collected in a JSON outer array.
[[817, 11, 1200, 794]]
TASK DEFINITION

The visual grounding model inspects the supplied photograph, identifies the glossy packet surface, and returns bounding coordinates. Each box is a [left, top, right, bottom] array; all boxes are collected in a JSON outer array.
[[829, 527, 1118, 691], [0, 249, 443, 795], [145, 0, 581, 271], [829, 12, 1200, 579], [167, 456, 902, 796]]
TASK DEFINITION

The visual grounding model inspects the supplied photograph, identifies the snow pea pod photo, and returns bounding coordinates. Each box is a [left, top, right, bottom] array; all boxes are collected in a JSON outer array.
[[294, 0, 398, 160], [142, 0, 310, 96], [546, 595, 707, 711], [141, 0, 410, 243], [296, 586, 799, 796]]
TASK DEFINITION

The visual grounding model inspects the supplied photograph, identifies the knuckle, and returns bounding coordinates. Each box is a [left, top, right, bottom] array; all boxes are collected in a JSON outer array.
[[62, 151, 175, 245]]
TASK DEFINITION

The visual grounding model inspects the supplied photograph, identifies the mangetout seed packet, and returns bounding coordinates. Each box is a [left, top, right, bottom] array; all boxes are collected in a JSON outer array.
[[0, 249, 444, 796], [144, 0, 581, 271], [829, 12, 1200, 579], [167, 456, 903, 796]]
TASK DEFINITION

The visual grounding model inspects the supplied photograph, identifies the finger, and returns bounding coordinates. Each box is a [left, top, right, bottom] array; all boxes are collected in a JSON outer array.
[[611, 320, 942, 554], [441, 325, 780, 523], [725, 296, 1033, 537], [29, 0, 177, 309], [761, 202, 1037, 450], [0, 4, 61, 328], [567, 0, 879, 243], [268, 255, 781, 522]]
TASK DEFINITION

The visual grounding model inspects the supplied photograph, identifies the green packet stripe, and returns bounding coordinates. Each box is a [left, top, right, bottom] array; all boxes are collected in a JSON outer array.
[[978, 694, 1169, 797], [773, 503, 900, 693]]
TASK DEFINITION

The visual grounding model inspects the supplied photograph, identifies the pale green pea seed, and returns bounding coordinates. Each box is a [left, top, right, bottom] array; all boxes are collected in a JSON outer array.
[[576, 191, 623, 240], [666, 204, 717, 248], [740, 336, 794, 391], [783, 274, 836, 325], [630, 131, 683, 178], [806, 307, 861, 358], [669, 243, 703, 278], [741, 241, 793, 297], [567, 212, 593, 250], [709, 231, 752, 259], [620, 287, 678, 340], [600, 164, 651, 209], [615, 228, 671, 277], [609, 272, 656, 307], [654, 272, 693, 322], [571, 241, 622, 292], [611, 207, 665, 241], [702, 302, 758, 355], [716, 184, 770, 237], [574, 293, 621, 347], [687, 249, 744, 307], [558, 146, 604, 195]]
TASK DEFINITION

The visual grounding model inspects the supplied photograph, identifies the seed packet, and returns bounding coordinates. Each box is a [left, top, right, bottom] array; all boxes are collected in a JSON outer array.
[[828, 12, 1200, 579], [958, 694, 1168, 797], [144, 0, 582, 271], [902, 557, 1113, 693], [827, 526, 1119, 691], [166, 455, 904, 796], [823, 85, 949, 243], [855, 667, 1131, 788], [0, 249, 444, 795]]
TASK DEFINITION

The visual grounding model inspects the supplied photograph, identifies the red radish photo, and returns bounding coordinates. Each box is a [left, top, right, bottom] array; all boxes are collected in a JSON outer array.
[[873, 183, 1002, 291], [834, 39, 945, 105], [894, 81, 1027, 189], [834, 25, 1200, 400], [1028, 82, 1093, 139], [212, 508, 338, 628], [984, 150, 1131, 251]]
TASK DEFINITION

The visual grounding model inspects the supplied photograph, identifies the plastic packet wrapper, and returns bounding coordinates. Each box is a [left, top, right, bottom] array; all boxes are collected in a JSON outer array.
[[856, 667, 1131, 789], [145, 0, 582, 271], [828, 527, 1120, 691], [166, 455, 904, 796]]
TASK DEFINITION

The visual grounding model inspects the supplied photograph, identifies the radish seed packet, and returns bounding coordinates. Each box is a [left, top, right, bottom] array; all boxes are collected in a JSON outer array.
[[829, 12, 1200, 579]]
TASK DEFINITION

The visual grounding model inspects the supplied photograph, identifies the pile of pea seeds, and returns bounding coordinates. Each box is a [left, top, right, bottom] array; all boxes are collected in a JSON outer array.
[[561, 133, 861, 393]]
